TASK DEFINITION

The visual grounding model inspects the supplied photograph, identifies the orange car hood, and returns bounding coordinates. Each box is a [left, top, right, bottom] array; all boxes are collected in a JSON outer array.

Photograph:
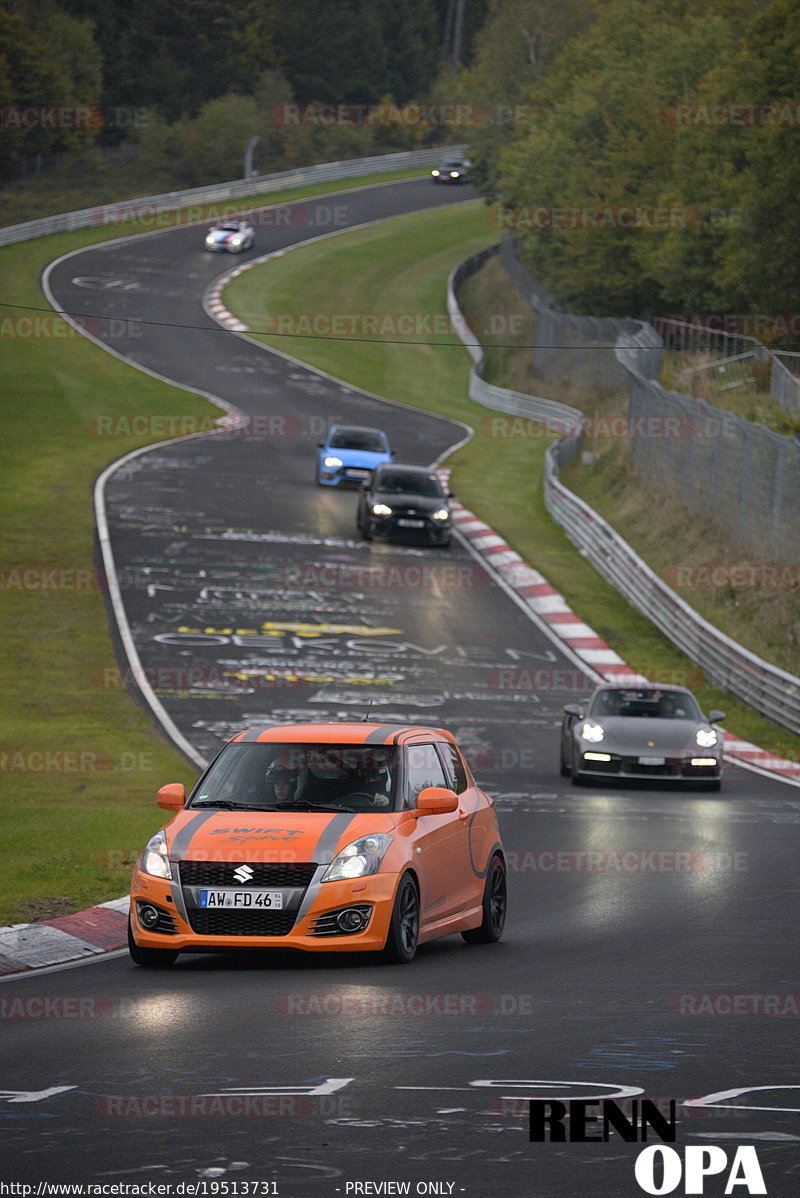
[[163, 809, 397, 864]]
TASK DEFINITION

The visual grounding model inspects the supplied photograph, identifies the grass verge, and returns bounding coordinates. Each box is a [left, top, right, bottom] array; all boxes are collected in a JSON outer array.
[[0, 167, 440, 926], [223, 204, 799, 763]]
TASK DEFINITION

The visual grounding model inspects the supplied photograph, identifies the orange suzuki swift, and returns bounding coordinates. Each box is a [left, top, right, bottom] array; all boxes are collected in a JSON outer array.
[[128, 722, 506, 966]]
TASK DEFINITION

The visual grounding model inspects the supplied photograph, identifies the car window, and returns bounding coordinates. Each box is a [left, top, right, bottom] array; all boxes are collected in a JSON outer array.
[[374, 470, 443, 497], [435, 742, 468, 794], [189, 742, 399, 811], [330, 430, 387, 452], [404, 744, 448, 807], [589, 689, 701, 720]]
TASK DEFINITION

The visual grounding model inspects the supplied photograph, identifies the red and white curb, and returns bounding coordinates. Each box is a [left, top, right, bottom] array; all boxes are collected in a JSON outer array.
[[443, 480, 800, 786], [0, 898, 129, 977], [206, 252, 285, 332]]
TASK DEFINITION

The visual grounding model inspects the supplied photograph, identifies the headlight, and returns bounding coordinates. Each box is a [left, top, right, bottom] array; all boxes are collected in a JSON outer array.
[[696, 728, 718, 747], [205, 236, 215, 246], [322, 834, 393, 882], [229, 237, 242, 247], [139, 830, 172, 880], [372, 503, 392, 516], [432, 508, 450, 521], [431, 170, 440, 176], [324, 456, 343, 468], [580, 721, 605, 743], [450, 171, 460, 178]]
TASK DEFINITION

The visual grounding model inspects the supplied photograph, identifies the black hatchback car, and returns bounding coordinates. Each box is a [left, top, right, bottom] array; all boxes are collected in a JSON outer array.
[[356, 464, 453, 547]]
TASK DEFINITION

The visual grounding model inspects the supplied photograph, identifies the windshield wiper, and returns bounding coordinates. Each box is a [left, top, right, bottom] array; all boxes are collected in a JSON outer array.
[[273, 801, 355, 813], [191, 799, 255, 810]]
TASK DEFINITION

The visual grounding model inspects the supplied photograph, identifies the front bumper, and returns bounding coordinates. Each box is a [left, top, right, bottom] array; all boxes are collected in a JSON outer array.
[[575, 751, 722, 783], [130, 865, 397, 954], [365, 515, 452, 544], [318, 464, 375, 487]]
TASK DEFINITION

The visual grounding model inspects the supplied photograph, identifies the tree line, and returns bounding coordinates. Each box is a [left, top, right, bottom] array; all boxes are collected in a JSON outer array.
[[458, 0, 800, 328], [0, 0, 488, 182]]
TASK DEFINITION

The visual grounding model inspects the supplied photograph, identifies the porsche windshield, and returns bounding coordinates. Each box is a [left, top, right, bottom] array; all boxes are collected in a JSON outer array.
[[190, 742, 400, 812], [589, 689, 702, 720]]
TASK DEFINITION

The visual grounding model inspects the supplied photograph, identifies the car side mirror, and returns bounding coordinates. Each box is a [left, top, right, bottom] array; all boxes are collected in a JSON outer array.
[[563, 704, 583, 717], [157, 783, 185, 811], [414, 787, 458, 816], [708, 710, 726, 723], [447, 490, 455, 499]]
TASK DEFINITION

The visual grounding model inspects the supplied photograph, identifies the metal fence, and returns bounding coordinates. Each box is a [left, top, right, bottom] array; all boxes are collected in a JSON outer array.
[[448, 247, 800, 737], [0, 144, 466, 247], [656, 316, 800, 415], [500, 241, 800, 564], [500, 235, 662, 391]]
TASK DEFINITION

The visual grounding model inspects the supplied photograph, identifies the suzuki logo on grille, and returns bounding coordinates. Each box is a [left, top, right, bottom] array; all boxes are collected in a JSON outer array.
[[233, 864, 254, 884]]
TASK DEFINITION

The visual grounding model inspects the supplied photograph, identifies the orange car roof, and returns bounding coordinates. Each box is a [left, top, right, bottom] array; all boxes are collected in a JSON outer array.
[[228, 722, 456, 746]]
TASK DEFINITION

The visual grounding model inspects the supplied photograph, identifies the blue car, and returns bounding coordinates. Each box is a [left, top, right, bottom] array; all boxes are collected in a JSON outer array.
[[316, 425, 393, 487]]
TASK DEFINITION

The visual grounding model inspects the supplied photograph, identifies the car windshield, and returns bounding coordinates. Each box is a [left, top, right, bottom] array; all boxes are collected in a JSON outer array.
[[330, 430, 387, 452], [217, 223, 241, 232], [189, 742, 399, 812], [374, 470, 443, 497], [589, 689, 702, 720]]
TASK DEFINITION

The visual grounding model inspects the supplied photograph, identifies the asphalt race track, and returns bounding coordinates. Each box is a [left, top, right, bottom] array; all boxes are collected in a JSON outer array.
[[3, 177, 798, 1197]]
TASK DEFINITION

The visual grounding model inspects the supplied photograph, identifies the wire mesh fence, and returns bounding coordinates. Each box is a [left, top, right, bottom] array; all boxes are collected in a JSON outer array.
[[501, 238, 800, 564]]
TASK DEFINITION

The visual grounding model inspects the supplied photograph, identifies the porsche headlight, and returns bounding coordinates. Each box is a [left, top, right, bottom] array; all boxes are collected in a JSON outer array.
[[696, 728, 718, 747], [321, 834, 392, 882], [139, 829, 172, 880], [324, 456, 343, 468], [432, 508, 450, 521], [372, 503, 392, 516], [580, 721, 605, 743]]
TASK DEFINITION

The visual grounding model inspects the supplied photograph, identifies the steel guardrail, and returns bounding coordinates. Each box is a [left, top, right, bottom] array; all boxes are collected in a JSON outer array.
[[448, 248, 800, 736], [0, 145, 467, 246]]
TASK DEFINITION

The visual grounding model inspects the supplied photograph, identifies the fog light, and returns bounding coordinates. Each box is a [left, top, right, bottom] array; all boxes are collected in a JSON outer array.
[[138, 904, 160, 930], [584, 752, 612, 762], [691, 757, 718, 767], [337, 908, 367, 932]]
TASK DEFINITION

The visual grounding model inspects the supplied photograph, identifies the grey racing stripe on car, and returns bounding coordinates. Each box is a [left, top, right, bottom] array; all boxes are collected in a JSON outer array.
[[237, 725, 278, 742], [364, 725, 412, 744], [294, 813, 358, 924], [168, 811, 221, 923]]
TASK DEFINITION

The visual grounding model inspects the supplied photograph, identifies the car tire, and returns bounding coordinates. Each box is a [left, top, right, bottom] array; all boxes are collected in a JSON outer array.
[[461, 855, 506, 944], [382, 874, 419, 964], [570, 755, 585, 786], [559, 742, 570, 777], [127, 916, 179, 968]]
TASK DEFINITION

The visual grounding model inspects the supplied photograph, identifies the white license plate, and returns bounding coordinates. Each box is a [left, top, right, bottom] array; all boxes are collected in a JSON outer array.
[[397, 518, 425, 528], [199, 889, 284, 909], [639, 756, 666, 766]]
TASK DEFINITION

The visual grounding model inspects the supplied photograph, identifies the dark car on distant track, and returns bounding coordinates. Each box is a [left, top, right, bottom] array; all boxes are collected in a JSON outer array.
[[560, 684, 725, 789], [356, 464, 453, 547], [431, 159, 473, 184]]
